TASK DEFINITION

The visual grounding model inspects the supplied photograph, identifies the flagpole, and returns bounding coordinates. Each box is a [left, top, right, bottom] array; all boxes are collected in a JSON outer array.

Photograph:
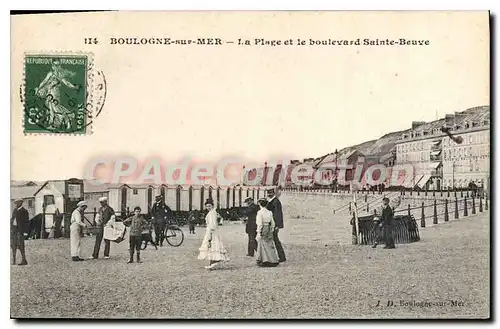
[[353, 188, 360, 245]]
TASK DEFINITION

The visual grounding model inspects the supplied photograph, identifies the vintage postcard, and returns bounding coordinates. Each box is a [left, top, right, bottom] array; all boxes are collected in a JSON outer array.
[[10, 11, 490, 319]]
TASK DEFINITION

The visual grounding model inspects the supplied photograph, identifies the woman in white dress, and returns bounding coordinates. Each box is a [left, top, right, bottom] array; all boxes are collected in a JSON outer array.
[[198, 198, 229, 270], [256, 198, 280, 267]]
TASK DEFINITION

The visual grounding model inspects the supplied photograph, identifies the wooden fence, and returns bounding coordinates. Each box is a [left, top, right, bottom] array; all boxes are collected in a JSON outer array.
[[351, 193, 488, 245]]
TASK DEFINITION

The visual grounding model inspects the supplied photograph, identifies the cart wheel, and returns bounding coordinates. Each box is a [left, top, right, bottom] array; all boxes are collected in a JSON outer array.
[[165, 225, 184, 247]]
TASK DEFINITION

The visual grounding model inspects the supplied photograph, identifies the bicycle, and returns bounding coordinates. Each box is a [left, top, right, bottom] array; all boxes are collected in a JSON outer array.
[[140, 224, 184, 249], [163, 223, 185, 247]]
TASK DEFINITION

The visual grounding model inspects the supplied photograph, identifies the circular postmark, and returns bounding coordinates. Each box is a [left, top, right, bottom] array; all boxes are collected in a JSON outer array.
[[21, 59, 107, 134]]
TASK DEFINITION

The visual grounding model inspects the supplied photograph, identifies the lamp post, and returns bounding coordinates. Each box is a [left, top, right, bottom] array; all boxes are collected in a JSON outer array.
[[334, 149, 339, 191], [452, 161, 456, 190], [264, 161, 268, 186], [241, 165, 246, 186]]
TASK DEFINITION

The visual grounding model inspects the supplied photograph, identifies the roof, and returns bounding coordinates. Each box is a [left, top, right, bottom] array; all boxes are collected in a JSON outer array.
[[11, 180, 40, 187], [34, 180, 66, 196], [379, 152, 396, 164], [83, 180, 110, 193], [399, 106, 490, 141], [315, 147, 362, 165], [107, 183, 187, 190], [11, 186, 38, 200]]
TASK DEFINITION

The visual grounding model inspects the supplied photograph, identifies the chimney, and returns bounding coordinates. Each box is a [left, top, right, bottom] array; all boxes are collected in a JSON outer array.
[[411, 121, 426, 130]]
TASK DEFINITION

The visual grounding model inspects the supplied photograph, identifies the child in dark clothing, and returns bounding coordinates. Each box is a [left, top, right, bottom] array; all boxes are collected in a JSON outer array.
[[123, 207, 149, 263], [188, 211, 197, 234]]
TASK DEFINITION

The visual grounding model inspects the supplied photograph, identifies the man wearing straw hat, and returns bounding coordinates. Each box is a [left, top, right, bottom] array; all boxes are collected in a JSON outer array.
[[11, 198, 30, 265], [70, 201, 88, 261], [91, 196, 116, 259]]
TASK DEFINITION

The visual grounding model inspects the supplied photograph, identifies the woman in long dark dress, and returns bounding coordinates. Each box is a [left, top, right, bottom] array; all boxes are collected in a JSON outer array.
[[255, 199, 279, 267]]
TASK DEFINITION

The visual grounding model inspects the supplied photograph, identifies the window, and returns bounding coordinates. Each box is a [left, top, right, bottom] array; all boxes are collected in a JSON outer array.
[[468, 135, 473, 144], [133, 189, 138, 195], [43, 195, 55, 206], [27, 199, 33, 207]]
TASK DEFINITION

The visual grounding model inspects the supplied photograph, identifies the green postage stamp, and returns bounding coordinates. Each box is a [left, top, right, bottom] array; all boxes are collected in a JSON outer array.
[[23, 53, 93, 134]]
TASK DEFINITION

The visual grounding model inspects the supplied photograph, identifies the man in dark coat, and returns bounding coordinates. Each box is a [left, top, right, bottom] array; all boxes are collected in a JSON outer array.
[[91, 197, 116, 259], [151, 195, 173, 247], [380, 197, 396, 249], [242, 197, 259, 257], [11, 199, 30, 265], [266, 189, 286, 262]]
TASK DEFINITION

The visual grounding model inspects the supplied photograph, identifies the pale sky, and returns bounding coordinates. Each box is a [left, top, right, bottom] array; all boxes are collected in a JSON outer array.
[[11, 11, 490, 181]]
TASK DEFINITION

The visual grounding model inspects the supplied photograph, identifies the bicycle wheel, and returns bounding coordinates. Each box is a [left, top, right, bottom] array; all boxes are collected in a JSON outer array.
[[165, 225, 184, 247]]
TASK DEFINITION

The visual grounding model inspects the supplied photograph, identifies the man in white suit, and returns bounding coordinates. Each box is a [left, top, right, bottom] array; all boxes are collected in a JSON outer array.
[[70, 201, 88, 261]]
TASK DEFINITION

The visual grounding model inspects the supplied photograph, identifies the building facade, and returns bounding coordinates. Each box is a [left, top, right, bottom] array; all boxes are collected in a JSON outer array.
[[395, 106, 490, 190], [441, 125, 490, 190]]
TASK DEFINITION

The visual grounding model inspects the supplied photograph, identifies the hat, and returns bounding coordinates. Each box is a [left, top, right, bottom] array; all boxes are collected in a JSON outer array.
[[14, 198, 23, 203], [204, 198, 214, 206], [267, 189, 275, 195], [244, 197, 253, 204], [155, 195, 162, 199], [382, 197, 390, 202], [77, 201, 87, 207], [98, 196, 108, 202]]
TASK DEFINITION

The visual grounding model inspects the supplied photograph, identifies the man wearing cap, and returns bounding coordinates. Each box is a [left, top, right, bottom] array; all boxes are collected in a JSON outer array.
[[266, 188, 286, 262], [242, 197, 259, 257], [150, 195, 173, 247], [91, 197, 116, 259], [380, 197, 396, 249], [11, 199, 30, 265], [70, 201, 88, 261]]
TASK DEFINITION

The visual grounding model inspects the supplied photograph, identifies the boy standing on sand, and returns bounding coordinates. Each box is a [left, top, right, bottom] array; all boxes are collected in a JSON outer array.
[[123, 207, 149, 263]]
